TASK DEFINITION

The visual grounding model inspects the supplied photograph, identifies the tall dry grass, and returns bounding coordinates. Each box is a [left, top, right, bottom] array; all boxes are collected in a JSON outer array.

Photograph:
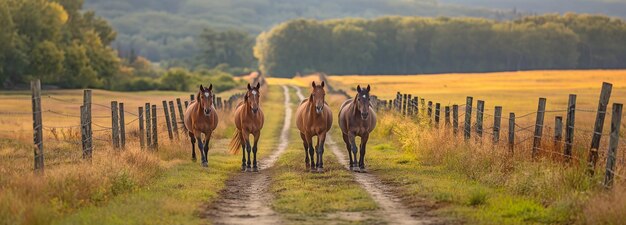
[[372, 111, 625, 223], [0, 109, 236, 224]]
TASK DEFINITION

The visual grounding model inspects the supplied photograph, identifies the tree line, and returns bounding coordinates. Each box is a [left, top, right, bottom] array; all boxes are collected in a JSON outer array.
[[255, 14, 626, 77], [0, 0, 239, 91]]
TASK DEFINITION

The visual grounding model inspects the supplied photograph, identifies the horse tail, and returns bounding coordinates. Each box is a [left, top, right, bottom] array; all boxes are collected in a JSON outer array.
[[229, 129, 243, 155]]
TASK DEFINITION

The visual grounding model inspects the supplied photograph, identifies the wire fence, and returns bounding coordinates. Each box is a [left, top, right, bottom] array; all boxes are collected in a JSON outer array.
[[377, 83, 625, 187]]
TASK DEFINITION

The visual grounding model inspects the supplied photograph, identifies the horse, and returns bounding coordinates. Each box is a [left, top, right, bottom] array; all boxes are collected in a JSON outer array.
[[184, 84, 219, 167], [229, 83, 265, 172], [338, 85, 377, 172], [296, 81, 333, 172]]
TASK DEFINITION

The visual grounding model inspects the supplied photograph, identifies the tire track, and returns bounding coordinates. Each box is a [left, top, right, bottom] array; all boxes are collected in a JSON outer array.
[[202, 85, 292, 225], [293, 85, 432, 225]]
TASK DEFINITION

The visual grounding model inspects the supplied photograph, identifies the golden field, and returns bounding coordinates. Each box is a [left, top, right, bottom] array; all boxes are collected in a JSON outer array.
[[329, 70, 626, 125]]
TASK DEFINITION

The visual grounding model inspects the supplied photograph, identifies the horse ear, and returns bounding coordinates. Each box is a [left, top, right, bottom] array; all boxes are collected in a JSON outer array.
[[200, 84, 204, 91], [247, 83, 252, 90], [367, 84, 370, 92], [356, 85, 361, 93], [256, 82, 260, 89], [312, 81, 316, 88], [208, 84, 213, 91], [321, 81, 325, 88]]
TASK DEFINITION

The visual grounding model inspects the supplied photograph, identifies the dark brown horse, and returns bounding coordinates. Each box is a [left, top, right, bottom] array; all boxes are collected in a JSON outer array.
[[184, 84, 219, 167], [229, 83, 265, 172], [338, 85, 377, 172], [296, 81, 333, 172]]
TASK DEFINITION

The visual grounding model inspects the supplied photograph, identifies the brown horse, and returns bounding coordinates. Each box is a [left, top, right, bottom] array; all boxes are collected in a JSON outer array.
[[184, 84, 219, 167], [229, 83, 265, 172], [338, 85, 377, 172], [296, 81, 333, 172]]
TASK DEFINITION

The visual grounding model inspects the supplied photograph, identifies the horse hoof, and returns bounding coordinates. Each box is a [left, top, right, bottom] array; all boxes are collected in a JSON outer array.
[[317, 168, 324, 173], [252, 167, 259, 172], [192, 158, 197, 162], [202, 162, 208, 167], [241, 166, 247, 172], [358, 168, 367, 173], [310, 168, 317, 173]]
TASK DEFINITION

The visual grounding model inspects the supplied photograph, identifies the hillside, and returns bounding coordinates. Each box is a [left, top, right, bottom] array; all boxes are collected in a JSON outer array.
[[83, 0, 515, 62]]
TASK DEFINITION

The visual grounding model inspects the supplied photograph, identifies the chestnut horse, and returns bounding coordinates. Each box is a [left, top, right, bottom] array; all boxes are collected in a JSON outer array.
[[184, 84, 219, 167], [296, 81, 333, 172], [229, 83, 265, 172], [338, 85, 377, 172]]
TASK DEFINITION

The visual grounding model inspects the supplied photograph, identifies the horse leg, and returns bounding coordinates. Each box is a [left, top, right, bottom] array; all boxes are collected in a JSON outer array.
[[358, 134, 369, 172], [196, 136, 205, 167], [189, 131, 197, 162], [252, 131, 260, 172], [202, 133, 211, 167], [306, 134, 315, 171], [316, 132, 327, 173], [342, 133, 353, 170], [300, 132, 310, 168], [243, 130, 252, 171], [241, 142, 246, 171], [349, 133, 359, 171]]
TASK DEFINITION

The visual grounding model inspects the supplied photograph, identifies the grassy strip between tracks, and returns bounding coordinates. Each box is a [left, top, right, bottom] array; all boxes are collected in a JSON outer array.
[[268, 86, 382, 224], [55, 85, 285, 225]]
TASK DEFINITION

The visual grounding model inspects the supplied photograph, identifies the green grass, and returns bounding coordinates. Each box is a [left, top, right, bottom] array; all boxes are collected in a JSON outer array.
[[360, 141, 574, 224], [268, 87, 381, 224], [54, 85, 286, 224]]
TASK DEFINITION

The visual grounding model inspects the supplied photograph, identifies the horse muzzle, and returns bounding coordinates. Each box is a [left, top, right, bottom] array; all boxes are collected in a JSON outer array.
[[252, 108, 259, 114], [204, 109, 211, 116], [315, 106, 323, 114], [361, 113, 369, 120]]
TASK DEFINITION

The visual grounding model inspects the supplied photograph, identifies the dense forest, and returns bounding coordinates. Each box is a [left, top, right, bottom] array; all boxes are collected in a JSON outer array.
[[0, 0, 238, 90], [255, 14, 626, 77], [83, 0, 521, 62]]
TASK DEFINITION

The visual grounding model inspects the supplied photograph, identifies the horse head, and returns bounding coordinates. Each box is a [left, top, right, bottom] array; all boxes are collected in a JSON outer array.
[[197, 84, 214, 116], [355, 85, 371, 120], [246, 83, 261, 114], [310, 81, 326, 114]]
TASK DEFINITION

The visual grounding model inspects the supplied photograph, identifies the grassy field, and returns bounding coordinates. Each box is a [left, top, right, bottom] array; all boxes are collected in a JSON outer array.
[[0, 84, 284, 224], [329, 70, 626, 126]]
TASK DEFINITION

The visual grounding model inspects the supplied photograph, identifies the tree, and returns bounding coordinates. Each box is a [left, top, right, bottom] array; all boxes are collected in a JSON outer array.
[[198, 28, 255, 69]]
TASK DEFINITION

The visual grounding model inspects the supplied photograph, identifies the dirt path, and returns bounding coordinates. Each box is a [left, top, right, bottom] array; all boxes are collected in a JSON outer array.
[[293, 86, 432, 225], [202, 85, 292, 225]]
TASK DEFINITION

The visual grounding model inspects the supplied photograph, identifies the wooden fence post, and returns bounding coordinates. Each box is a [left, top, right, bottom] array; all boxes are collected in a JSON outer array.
[[403, 94, 407, 115], [464, 97, 473, 140], [603, 103, 622, 187], [564, 94, 576, 162], [80, 105, 86, 153], [406, 94, 413, 116], [31, 80, 44, 173], [190, 94, 194, 102], [139, 107, 145, 149], [151, 105, 158, 151], [476, 100, 485, 138], [509, 113, 515, 153], [588, 82, 612, 175], [427, 101, 433, 123], [169, 101, 179, 139], [435, 103, 441, 127], [493, 106, 502, 143], [217, 97, 222, 110], [453, 105, 459, 135], [413, 96, 420, 116], [163, 101, 173, 140], [554, 116, 563, 154], [420, 98, 425, 115], [111, 101, 120, 149], [532, 98, 547, 159], [82, 89, 92, 159], [145, 103, 152, 149], [184, 101, 189, 109], [176, 98, 184, 123], [119, 102, 126, 149]]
